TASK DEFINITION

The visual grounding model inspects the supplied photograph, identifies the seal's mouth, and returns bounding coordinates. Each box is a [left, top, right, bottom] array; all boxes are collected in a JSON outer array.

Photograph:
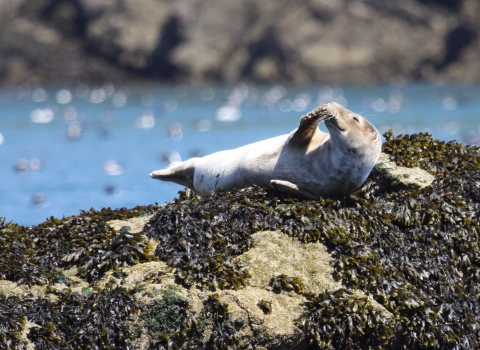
[[326, 117, 345, 132]]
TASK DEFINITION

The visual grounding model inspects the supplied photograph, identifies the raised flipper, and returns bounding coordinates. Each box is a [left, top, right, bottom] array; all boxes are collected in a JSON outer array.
[[288, 105, 331, 147], [150, 158, 198, 190], [270, 179, 317, 200]]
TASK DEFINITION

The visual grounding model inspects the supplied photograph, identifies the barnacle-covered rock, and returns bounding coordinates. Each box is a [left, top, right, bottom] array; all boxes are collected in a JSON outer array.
[[2, 131, 480, 349]]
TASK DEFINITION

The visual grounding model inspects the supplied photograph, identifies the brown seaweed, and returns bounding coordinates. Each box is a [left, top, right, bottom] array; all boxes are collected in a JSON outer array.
[[2, 131, 480, 349]]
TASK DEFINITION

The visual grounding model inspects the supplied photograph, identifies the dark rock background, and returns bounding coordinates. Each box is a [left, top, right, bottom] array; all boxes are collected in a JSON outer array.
[[1, 0, 479, 86]]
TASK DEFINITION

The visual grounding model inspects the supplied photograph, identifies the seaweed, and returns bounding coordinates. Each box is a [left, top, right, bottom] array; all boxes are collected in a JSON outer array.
[[270, 274, 305, 294], [139, 290, 188, 345], [26, 288, 137, 348], [257, 299, 272, 315], [136, 291, 238, 349], [0, 295, 28, 349], [203, 293, 240, 349], [0, 205, 158, 285], [0, 219, 48, 285], [143, 187, 277, 290], [143, 130, 480, 349], [285, 132, 480, 349], [0, 287, 138, 349], [297, 289, 396, 350]]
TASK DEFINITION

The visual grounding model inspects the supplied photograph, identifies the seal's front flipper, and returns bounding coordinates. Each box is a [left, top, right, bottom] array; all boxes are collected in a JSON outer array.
[[150, 158, 198, 189], [288, 105, 329, 147], [270, 179, 317, 200]]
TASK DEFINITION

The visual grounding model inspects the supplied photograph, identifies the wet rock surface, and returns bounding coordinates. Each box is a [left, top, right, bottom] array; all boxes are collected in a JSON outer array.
[[1, 131, 480, 349], [1, 0, 480, 86]]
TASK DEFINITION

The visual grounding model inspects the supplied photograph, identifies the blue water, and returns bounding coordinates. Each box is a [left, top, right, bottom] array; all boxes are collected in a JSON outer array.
[[1, 83, 479, 226]]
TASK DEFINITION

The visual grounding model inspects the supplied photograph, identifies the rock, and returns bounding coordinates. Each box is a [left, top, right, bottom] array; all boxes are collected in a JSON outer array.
[[0, 212, 392, 349], [111, 226, 392, 349], [1, 0, 480, 85], [0, 0, 134, 86], [375, 152, 436, 189], [1, 133, 480, 349], [106, 217, 391, 349]]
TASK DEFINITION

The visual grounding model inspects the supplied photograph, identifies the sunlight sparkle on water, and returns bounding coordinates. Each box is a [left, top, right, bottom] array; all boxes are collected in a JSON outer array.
[[56, 89, 72, 104], [30, 108, 54, 123]]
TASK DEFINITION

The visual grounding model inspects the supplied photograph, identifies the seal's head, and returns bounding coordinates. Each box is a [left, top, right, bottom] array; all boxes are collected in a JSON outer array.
[[322, 102, 381, 161], [316, 102, 382, 195]]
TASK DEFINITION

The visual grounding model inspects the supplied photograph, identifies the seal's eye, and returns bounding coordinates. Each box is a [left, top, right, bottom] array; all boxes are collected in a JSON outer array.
[[353, 117, 360, 123]]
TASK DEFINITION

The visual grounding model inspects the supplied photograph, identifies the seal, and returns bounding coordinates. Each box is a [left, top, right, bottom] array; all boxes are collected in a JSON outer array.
[[150, 102, 382, 199]]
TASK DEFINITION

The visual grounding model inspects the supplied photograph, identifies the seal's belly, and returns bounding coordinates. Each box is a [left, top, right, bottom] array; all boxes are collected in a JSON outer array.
[[193, 135, 287, 195]]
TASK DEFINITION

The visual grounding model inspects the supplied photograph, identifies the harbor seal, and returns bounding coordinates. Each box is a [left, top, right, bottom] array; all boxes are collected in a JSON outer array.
[[150, 102, 382, 199]]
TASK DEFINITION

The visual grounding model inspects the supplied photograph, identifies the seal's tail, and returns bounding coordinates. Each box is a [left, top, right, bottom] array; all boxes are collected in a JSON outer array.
[[150, 159, 197, 189]]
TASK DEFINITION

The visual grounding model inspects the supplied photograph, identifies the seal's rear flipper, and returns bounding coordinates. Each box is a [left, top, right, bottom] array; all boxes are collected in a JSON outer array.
[[150, 159, 198, 189], [288, 105, 331, 147], [270, 179, 317, 200]]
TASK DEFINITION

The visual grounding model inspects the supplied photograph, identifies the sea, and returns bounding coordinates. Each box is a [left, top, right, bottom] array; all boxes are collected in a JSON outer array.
[[1, 82, 479, 226]]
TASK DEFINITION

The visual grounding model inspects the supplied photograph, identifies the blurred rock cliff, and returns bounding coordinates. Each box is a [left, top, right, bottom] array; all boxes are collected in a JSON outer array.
[[0, 0, 479, 86]]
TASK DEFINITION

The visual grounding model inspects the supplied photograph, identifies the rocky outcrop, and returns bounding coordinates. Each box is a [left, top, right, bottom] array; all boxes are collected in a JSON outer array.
[[1, 131, 480, 349], [0, 0, 480, 86], [0, 214, 392, 349]]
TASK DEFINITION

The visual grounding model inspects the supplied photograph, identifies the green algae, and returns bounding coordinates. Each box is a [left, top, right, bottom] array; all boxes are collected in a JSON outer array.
[[138, 289, 191, 346]]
